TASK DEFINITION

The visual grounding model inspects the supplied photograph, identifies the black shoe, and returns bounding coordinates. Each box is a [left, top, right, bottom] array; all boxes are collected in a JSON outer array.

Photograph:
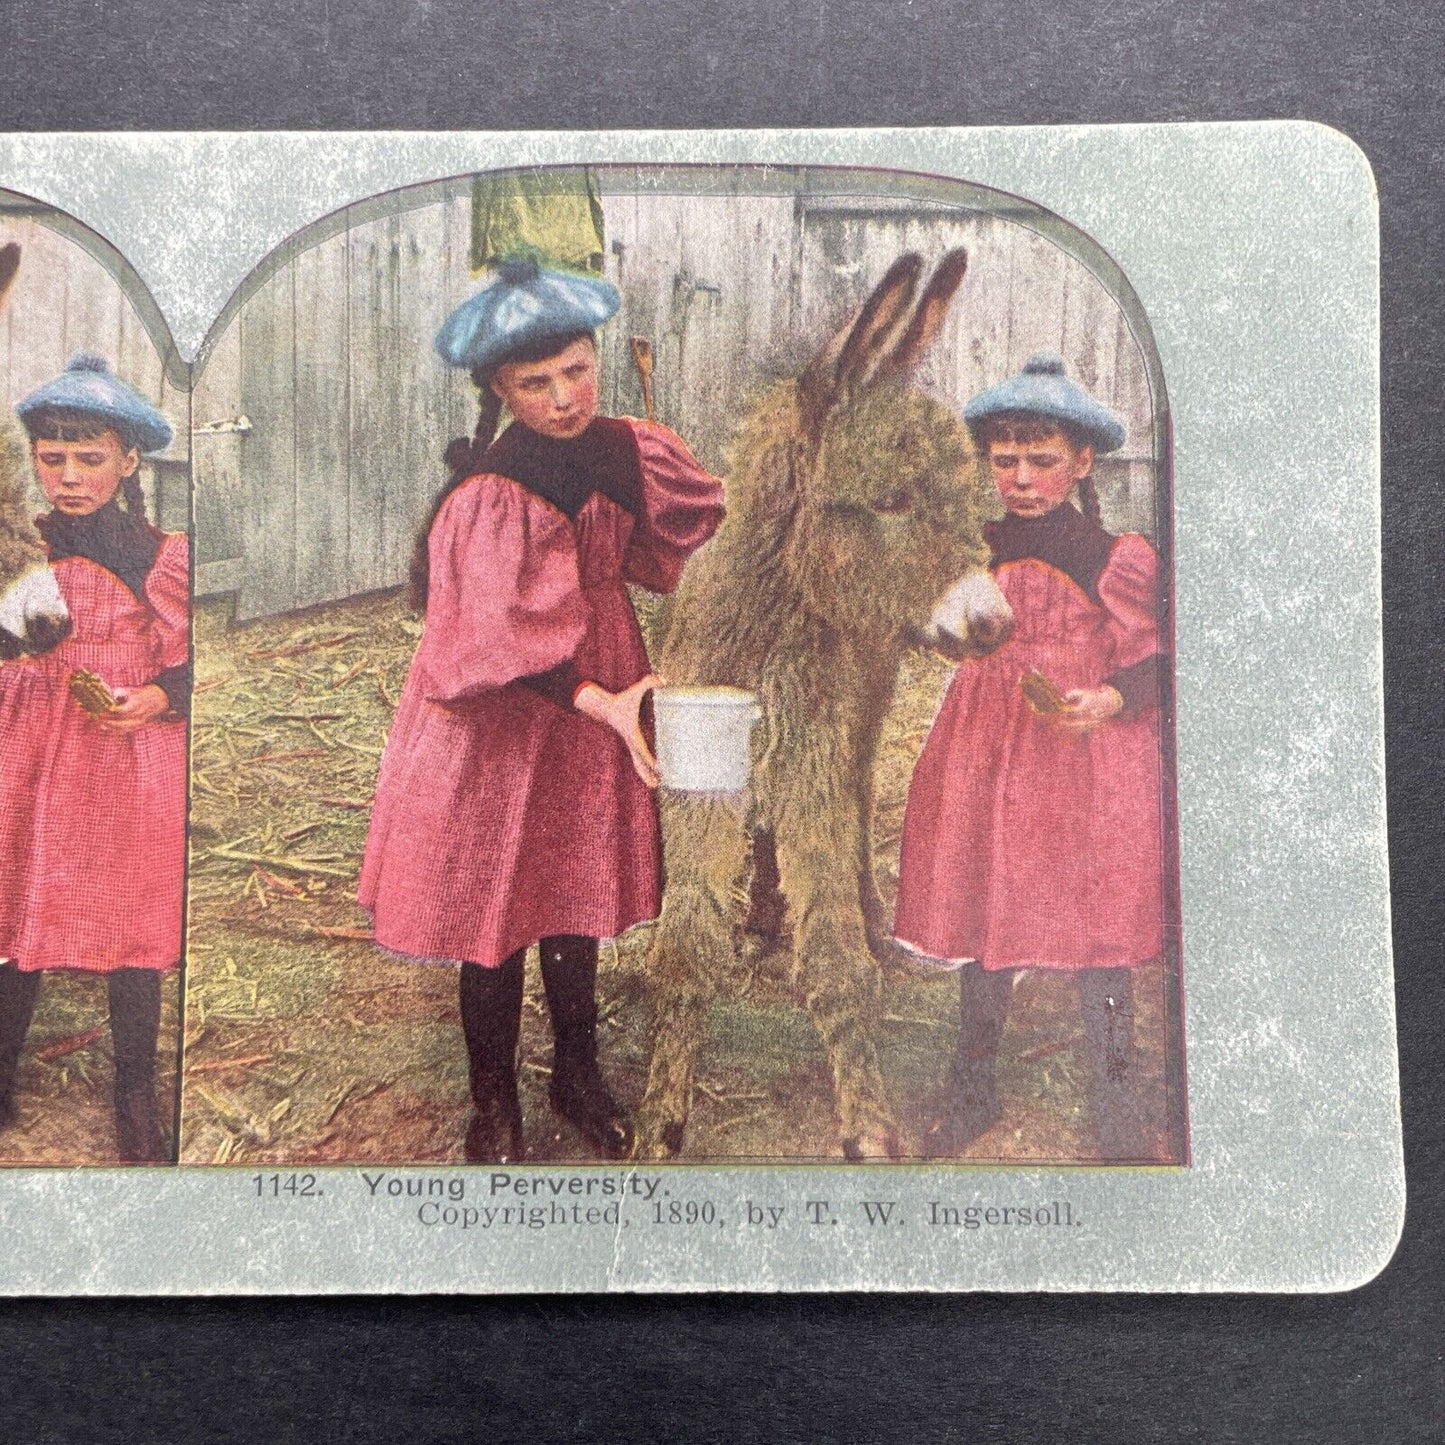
[[464, 1078, 525, 1163], [549, 1051, 634, 1160], [115, 1082, 166, 1163], [923, 1092, 1003, 1157]]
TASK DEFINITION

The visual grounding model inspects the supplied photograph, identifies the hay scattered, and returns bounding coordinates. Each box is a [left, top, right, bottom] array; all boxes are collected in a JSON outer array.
[[182, 587, 1178, 1165]]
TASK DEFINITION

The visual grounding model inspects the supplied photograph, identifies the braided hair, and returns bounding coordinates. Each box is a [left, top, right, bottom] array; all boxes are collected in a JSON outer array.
[[408, 328, 595, 613]]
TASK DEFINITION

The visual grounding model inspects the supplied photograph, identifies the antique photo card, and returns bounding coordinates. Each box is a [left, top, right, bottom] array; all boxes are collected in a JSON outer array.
[[182, 165, 1182, 1173], [0, 124, 1400, 1293]]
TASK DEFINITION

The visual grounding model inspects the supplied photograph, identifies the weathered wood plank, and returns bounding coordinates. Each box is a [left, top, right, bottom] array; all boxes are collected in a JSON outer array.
[[672, 194, 798, 474], [345, 208, 391, 598], [598, 189, 642, 423], [116, 293, 164, 407], [947, 212, 1017, 411], [57, 230, 125, 377], [291, 228, 351, 610], [442, 182, 482, 447], [154, 387, 190, 534], [388, 200, 454, 592], [192, 320, 245, 570], [600, 192, 797, 475], [1005, 227, 1074, 381], [5, 220, 77, 402], [237, 265, 297, 621], [615, 193, 688, 438]]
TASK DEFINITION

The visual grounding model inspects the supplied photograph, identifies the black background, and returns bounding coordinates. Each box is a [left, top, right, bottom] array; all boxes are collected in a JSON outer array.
[[1, 3, 1442, 1440]]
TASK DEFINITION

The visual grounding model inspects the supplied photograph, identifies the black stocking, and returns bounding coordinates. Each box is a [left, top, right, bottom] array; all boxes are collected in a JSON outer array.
[[107, 968, 166, 1162], [0, 964, 41, 1118], [538, 935, 601, 1062], [458, 950, 525, 1099]]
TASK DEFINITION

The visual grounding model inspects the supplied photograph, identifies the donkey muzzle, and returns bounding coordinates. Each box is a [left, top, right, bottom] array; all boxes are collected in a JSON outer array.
[[0, 563, 72, 658], [921, 568, 1013, 662]]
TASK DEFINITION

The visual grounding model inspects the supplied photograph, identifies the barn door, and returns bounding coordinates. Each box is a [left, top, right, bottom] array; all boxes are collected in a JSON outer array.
[[191, 185, 476, 622]]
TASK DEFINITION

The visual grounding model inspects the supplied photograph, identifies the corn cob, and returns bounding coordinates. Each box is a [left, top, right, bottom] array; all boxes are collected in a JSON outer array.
[[69, 669, 118, 715], [1020, 668, 1067, 716]]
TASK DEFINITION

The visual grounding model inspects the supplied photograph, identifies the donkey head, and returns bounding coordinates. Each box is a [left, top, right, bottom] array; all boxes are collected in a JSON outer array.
[[785, 250, 1012, 655]]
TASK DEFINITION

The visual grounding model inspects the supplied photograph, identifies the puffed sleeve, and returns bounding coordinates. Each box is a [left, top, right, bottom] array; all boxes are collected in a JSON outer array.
[[620, 419, 725, 593], [413, 475, 591, 704], [144, 532, 192, 717], [1098, 533, 1167, 718]]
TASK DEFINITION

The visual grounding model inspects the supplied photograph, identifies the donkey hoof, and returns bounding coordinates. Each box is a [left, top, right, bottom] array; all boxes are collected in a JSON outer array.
[[630, 1117, 686, 1161], [842, 1129, 899, 1162], [870, 936, 937, 982]]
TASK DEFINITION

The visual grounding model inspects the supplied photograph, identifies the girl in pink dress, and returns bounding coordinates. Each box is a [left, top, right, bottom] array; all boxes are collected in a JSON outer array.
[[893, 354, 1168, 1159], [0, 357, 187, 1163], [360, 258, 724, 1163]]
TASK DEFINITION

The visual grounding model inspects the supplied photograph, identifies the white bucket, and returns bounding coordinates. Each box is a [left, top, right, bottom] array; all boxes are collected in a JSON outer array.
[[653, 685, 762, 793]]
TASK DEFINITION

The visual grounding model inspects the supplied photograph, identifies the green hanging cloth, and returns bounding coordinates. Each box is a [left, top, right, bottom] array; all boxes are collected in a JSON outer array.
[[471, 168, 606, 275]]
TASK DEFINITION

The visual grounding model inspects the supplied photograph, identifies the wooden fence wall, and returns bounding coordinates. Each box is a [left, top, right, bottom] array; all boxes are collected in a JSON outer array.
[[194, 178, 1162, 621], [0, 213, 187, 532]]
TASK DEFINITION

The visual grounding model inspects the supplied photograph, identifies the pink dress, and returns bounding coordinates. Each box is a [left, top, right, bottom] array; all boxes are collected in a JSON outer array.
[[894, 505, 1167, 972], [0, 529, 190, 973], [359, 417, 724, 967]]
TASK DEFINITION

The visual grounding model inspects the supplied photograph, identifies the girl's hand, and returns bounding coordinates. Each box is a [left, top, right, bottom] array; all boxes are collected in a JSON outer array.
[[575, 675, 662, 788], [1054, 685, 1123, 734], [96, 683, 170, 733]]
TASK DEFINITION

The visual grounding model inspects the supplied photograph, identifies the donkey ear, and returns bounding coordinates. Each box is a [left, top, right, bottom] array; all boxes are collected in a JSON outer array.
[[798, 253, 923, 432], [872, 248, 969, 385], [0, 244, 18, 306]]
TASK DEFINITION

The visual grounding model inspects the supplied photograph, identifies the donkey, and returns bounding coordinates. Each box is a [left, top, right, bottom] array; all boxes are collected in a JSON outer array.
[[634, 251, 1013, 1160], [0, 243, 70, 658]]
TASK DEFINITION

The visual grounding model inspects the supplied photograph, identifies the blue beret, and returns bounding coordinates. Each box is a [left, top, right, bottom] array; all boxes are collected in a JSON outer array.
[[963, 352, 1127, 454], [16, 354, 175, 455], [435, 254, 620, 372]]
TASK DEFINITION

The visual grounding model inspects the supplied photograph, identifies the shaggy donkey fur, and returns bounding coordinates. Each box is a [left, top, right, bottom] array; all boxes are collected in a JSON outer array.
[[635, 251, 1013, 1159], [0, 244, 70, 659]]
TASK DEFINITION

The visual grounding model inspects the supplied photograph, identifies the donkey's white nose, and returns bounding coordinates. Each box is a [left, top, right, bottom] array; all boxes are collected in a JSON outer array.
[[0, 563, 69, 650], [924, 568, 1013, 658]]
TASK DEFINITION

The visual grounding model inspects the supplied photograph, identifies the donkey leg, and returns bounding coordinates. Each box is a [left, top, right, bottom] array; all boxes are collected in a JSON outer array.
[[855, 783, 900, 969], [633, 791, 750, 1160], [860, 866, 923, 978], [775, 829, 899, 1158], [851, 679, 922, 978], [741, 826, 789, 968]]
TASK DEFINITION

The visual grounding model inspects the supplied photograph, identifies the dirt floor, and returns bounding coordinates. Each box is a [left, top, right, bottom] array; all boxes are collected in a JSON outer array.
[[180, 589, 1186, 1167], [0, 972, 181, 1166]]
